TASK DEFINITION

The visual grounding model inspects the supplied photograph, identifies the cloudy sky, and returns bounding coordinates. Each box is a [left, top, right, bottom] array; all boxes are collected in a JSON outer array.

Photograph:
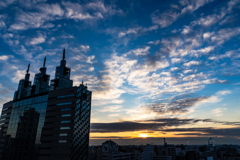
[[1, 0, 240, 145]]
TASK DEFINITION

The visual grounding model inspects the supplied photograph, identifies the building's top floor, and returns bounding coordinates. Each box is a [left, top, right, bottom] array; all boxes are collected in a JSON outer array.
[[14, 49, 74, 101]]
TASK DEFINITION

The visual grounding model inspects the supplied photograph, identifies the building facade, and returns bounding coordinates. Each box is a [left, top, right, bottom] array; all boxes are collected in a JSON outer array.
[[0, 49, 92, 160]]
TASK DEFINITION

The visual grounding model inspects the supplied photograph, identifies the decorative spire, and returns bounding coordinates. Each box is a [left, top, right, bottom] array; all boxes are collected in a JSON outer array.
[[82, 80, 84, 85], [43, 56, 46, 67], [27, 63, 30, 73], [63, 48, 65, 60]]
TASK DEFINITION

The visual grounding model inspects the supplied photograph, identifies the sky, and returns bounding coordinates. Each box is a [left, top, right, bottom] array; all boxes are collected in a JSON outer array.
[[0, 0, 240, 145]]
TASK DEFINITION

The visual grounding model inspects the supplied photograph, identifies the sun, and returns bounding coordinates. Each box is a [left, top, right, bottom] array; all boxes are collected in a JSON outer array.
[[139, 134, 148, 138]]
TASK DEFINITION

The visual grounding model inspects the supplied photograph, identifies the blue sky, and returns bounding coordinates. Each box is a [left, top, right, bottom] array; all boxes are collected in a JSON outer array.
[[1, 0, 240, 145]]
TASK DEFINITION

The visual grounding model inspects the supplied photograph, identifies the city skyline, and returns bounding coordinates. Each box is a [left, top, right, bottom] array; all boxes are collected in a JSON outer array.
[[0, 0, 240, 145]]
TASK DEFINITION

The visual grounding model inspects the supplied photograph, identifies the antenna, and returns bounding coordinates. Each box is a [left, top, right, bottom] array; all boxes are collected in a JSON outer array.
[[43, 56, 46, 67], [63, 48, 66, 60], [27, 63, 30, 73]]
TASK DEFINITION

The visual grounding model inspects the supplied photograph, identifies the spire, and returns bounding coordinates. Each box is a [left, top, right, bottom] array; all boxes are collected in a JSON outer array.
[[43, 56, 46, 67], [63, 48, 65, 60], [27, 63, 30, 73]]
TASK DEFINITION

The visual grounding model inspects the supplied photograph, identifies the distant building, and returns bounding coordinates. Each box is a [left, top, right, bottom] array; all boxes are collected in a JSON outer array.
[[102, 140, 119, 153], [167, 146, 176, 160], [185, 150, 199, 160], [90, 140, 141, 160], [0, 49, 92, 160], [143, 144, 155, 160], [152, 156, 172, 160]]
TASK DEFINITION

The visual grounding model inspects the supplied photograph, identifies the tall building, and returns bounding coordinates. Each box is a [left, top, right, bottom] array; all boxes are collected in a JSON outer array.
[[0, 49, 92, 160]]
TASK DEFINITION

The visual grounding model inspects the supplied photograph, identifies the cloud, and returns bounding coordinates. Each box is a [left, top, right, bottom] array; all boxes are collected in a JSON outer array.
[[191, 0, 239, 27], [198, 90, 232, 105], [219, 15, 237, 25], [86, 55, 95, 64], [227, 0, 240, 12], [90, 117, 240, 133], [18, 0, 47, 8], [203, 32, 214, 39], [0, 14, 7, 29], [60, 35, 74, 39], [0, 0, 16, 8], [160, 34, 202, 57], [80, 45, 90, 52], [0, 55, 11, 61], [117, 26, 158, 38], [183, 61, 200, 67], [118, 27, 141, 37], [216, 90, 232, 95], [151, 0, 214, 28], [151, 9, 179, 28], [192, 14, 224, 26], [69, 45, 90, 55], [11, 69, 26, 83], [202, 78, 227, 84], [91, 118, 194, 133], [97, 105, 123, 113], [8, 1, 123, 31], [220, 50, 240, 59], [127, 46, 151, 56], [0, 21, 6, 29], [211, 27, 240, 45], [171, 58, 182, 64], [37, 3, 64, 17], [62, 1, 123, 22], [183, 69, 193, 74], [148, 40, 160, 45], [9, 3, 65, 30], [191, 46, 215, 57], [92, 54, 137, 101], [147, 97, 208, 116], [29, 35, 46, 45], [212, 108, 227, 116], [171, 67, 178, 71], [165, 127, 240, 137], [86, 1, 124, 16], [181, 25, 192, 34]]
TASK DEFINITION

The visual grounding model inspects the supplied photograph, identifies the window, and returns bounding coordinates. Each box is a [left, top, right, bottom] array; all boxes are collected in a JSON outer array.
[[58, 94, 75, 99], [60, 127, 70, 130], [59, 140, 67, 143], [61, 121, 71, 123], [62, 114, 71, 117], [1, 114, 7, 117], [61, 108, 71, 111], [0, 118, 6, 121], [59, 133, 67, 136], [2, 108, 8, 111], [57, 102, 72, 106]]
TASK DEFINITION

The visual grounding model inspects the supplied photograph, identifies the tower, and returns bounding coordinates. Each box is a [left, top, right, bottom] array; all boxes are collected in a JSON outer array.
[[50, 49, 73, 90], [13, 64, 32, 100], [30, 57, 50, 95]]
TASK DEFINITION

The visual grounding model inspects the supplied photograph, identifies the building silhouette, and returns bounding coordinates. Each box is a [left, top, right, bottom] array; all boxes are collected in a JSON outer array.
[[0, 49, 92, 160]]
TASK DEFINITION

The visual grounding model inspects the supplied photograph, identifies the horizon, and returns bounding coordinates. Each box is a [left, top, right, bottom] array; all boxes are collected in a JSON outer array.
[[0, 0, 240, 145]]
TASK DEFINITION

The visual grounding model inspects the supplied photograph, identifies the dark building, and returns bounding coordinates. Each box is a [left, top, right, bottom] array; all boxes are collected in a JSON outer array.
[[185, 150, 199, 160], [3, 108, 40, 160], [0, 49, 92, 160]]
